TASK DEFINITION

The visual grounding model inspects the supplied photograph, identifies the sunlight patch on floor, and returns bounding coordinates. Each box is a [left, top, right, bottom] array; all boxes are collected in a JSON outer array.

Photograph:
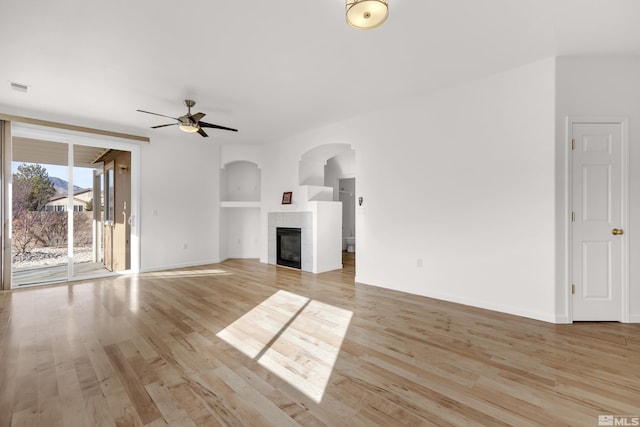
[[216, 290, 353, 403], [143, 268, 231, 278]]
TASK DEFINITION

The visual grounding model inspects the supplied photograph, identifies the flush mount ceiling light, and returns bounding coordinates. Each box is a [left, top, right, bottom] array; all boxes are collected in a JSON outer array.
[[346, 0, 388, 30], [178, 121, 199, 133]]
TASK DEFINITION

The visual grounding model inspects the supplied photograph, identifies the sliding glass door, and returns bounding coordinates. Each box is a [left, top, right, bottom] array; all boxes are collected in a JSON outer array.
[[8, 124, 138, 287]]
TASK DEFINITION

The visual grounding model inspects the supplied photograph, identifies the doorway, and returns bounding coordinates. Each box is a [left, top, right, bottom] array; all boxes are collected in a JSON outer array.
[[339, 178, 356, 254], [8, 124, 138, 287], [570, 118, 629, 321]]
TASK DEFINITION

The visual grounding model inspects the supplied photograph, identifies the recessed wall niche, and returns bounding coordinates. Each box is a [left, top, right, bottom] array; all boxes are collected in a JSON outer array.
[[220, 161, 261, 260], [220, 160, 260, 202]]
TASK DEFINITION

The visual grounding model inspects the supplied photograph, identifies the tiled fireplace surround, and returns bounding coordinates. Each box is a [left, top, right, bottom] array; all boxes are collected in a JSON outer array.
[[268, 212, 313, 272]]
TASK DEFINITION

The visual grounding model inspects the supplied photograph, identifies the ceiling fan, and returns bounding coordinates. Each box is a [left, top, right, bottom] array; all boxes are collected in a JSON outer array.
[[137, 99, 238, 138]]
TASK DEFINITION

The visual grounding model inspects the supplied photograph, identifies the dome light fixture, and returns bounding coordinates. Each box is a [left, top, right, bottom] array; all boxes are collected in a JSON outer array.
[[346, 0, 388, 30], [179, 121, 199, 133]]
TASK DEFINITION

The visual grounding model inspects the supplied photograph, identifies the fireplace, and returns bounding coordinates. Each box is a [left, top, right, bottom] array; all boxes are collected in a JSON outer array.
[[277, 227, 301, 269]]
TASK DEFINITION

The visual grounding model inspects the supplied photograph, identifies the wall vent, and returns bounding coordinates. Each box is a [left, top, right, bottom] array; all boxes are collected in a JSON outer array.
[[9, 81, 29, 93]]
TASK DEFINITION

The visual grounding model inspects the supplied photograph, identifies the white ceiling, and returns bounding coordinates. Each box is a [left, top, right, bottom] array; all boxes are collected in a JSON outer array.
[[1, 0, 639, 145]]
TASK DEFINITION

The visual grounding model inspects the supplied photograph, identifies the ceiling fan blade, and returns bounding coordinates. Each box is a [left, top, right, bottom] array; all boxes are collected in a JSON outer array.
[[199, 121, 238, 132], [191, 112, 206, 122], [197, 128, 209, 137], [136, 110, 179, 121], [151, 123, 178, 129]]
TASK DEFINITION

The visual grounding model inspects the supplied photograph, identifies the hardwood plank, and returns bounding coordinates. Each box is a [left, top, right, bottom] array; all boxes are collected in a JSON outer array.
[[84, 394, 117, 427], [36, 396, 64, 427], [166, 382, 218, 427], [0, 255, 638, 426], [144, 381, 196, 426], [103, 344, 162, 425]]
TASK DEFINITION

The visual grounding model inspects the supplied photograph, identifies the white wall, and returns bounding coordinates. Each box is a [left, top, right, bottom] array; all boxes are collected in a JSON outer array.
[[555, 56, 640, 323], [261, 58, 558, 322], [338, 177, 356, 242], [219, 146, 263, 260], [298, 143, 354, 186], [222, 161, 260, 201], [140, 133, 221, 270], [219, 207, 229, 261], [325, 151, 356, 246], [313, 201, 343, 273], [221, 145, 263, 168], [226, 207, 260, 258]]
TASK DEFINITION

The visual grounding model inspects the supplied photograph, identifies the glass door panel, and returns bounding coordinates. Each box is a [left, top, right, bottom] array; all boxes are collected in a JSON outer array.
[[102, 152, 130, 272], [11, 138, 69, 285], [72, 144, 107, 279]]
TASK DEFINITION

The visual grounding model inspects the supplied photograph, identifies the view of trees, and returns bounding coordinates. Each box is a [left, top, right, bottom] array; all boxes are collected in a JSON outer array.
[[13, 164, 56, 212], [12, 163, 93, 255]]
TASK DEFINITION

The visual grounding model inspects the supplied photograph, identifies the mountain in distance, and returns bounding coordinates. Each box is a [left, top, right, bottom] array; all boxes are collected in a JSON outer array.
[[49, 176, 85, 196]]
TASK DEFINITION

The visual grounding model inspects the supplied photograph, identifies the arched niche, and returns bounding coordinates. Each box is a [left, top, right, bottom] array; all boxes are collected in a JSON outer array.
[[298, 143, 353, 186], [296, 143, 357, 254], [324, 149, 355, 199], [221, 160, 261, 202]]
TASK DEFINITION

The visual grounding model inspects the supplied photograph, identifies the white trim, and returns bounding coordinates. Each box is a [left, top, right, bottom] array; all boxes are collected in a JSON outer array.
[[355, 276, 559, 323], [563, 116, 572, 321], [0, 113, 149, 143], [67, 141, 74, 279], [130, 147, 141, 274], [7, 123, 142, 287], [566, 116, 630, 323], [2, 121, 12, 290]]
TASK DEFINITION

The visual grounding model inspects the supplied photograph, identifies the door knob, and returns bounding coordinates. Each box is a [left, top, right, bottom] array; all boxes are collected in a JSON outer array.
[[612, 228, 624, 235]]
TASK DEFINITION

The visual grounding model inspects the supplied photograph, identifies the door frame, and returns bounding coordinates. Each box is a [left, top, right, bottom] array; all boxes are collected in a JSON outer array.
[[567, 116, 630, 322], [5, 122, 140, 288]]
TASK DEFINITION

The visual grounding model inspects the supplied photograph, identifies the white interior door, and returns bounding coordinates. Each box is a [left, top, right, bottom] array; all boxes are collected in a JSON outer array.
[[571, 121, 626, 321]]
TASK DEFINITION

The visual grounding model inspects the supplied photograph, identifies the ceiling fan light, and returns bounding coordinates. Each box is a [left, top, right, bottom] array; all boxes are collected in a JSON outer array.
[[179, 123, 199, 133], [346, 0, 388, 29]]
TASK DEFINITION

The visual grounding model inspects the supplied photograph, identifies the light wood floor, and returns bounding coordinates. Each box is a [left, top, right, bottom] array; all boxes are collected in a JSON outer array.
[[1, 254, 638, 426]]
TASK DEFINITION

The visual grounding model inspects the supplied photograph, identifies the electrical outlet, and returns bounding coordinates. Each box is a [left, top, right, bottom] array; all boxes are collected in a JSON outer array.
[[416, 258, 423, 267]]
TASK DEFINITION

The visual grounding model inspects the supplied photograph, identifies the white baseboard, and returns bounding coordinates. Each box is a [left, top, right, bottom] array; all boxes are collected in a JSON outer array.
[[354, 276, 559, 324], [554, 315, 571, 324], [627, 314, 640, 323], [313, 264, 343, 274]]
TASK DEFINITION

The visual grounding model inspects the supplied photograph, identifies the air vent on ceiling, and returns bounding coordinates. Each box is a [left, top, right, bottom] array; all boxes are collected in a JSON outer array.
[[9, 81, 29, 93]]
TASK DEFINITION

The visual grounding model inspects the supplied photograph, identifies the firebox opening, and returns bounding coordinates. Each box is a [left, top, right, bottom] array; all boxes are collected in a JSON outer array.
[[277, 227, 301, 269]]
